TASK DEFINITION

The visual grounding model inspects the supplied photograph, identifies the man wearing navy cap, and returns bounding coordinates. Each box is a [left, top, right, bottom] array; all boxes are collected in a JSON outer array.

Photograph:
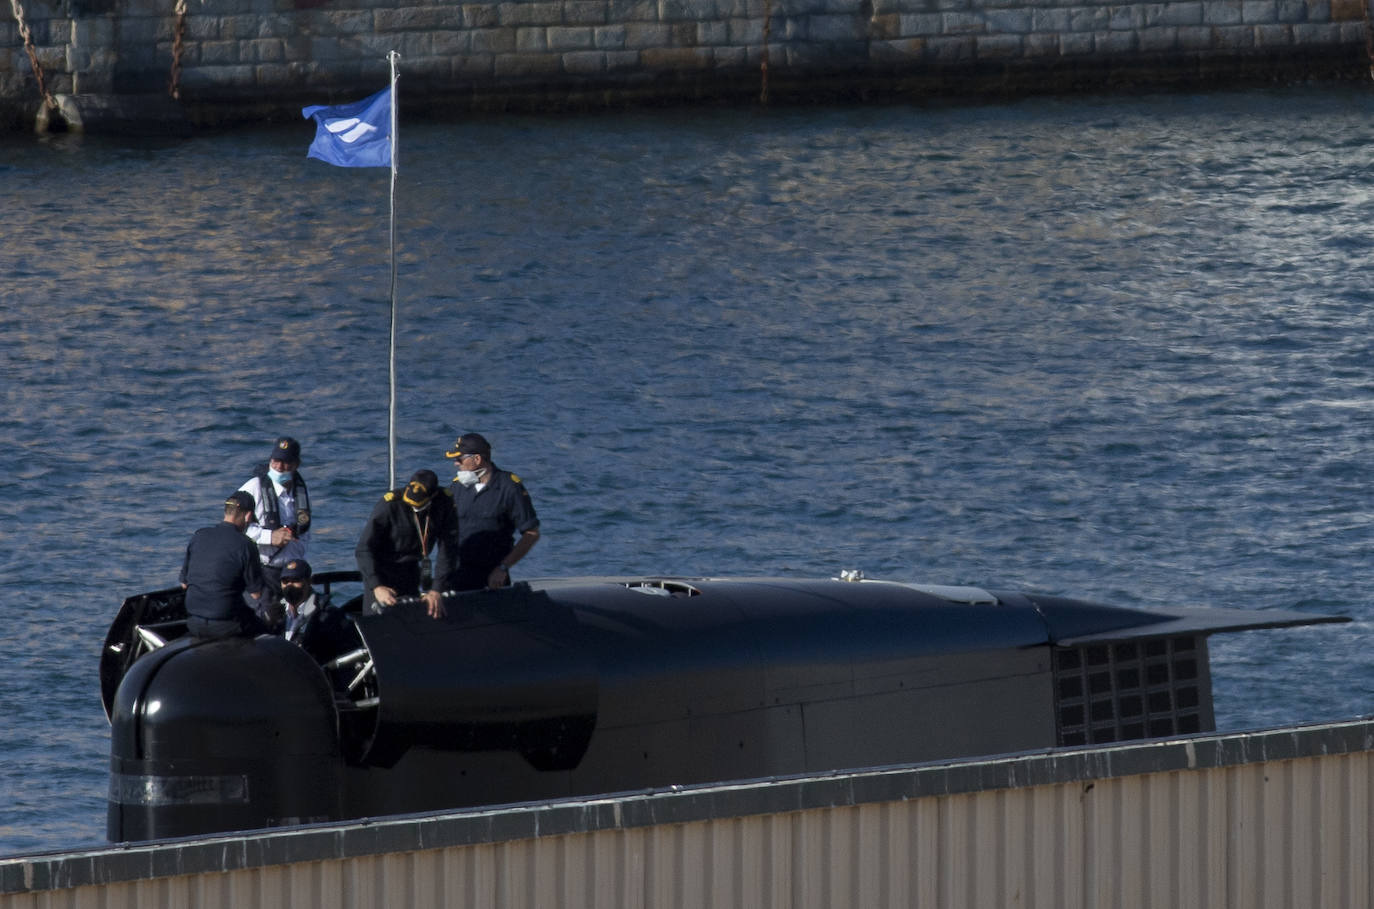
[[278, 558, 327, 641], [180, 490, 270, 639], [355, 469, 460, 618], [445, 433, 540, 591], [239, 435, 312, 598]]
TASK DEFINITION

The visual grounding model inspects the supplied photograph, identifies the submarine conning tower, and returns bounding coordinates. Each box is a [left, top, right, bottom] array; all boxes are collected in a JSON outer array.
[[107, 634, 343, 842], [103, 573, 1346, 841]]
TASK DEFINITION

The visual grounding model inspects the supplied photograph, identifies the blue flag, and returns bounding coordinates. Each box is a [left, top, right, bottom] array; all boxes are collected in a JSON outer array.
[[302, 87, 392, 168]]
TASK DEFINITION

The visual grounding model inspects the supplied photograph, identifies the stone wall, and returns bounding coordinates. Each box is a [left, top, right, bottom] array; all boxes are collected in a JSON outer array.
[[3, 0, 1371, 128]]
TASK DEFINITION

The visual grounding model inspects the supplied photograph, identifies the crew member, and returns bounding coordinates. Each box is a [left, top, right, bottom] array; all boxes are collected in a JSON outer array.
[[444, 433, 540, 591], [355, 469, 460, 618], [239, 435, 312, 597], [277, 558, 328, 641], [180, 490, 269, 639]]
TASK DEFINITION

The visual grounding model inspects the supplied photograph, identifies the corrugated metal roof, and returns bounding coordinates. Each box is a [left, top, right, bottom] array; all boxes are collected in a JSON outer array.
[[6, 718, 1374, 908]]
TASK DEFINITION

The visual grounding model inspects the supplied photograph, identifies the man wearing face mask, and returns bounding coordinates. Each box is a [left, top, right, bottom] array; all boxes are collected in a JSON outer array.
[[445, 433, 540, 591], [355, 469, 460, 619], [271, 558, 328, 641], [239, 435, 312, 598]]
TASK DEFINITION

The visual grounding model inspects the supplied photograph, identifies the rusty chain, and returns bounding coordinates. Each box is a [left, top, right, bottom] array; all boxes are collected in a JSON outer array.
[[168, 0, 187, 99], [9, 0, 59, 112], [1363, 0, 1374, 81]]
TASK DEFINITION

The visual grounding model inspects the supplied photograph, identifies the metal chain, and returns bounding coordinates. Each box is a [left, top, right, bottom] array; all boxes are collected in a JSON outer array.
[[1363, 0, 1374, 81], [168, 0, 187, 99], [9, 0, 58, 112]]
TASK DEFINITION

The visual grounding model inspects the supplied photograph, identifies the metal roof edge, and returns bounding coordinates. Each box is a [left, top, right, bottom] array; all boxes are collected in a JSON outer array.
[[6, 715, 1374, 894]]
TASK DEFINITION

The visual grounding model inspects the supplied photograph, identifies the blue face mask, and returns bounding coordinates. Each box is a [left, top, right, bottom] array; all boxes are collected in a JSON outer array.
[[268, 468, 291, 485]]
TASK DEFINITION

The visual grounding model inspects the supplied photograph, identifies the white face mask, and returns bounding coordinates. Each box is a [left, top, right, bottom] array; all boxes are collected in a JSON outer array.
[[268, 468, 291, 485], [454, 469, 481, 487]]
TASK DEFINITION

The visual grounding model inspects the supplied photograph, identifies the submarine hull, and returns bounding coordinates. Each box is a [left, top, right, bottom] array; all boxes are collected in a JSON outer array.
[[343, 644, 1056, 817], [102, 574, 1344, 840], [336, 579, 1059, 816]]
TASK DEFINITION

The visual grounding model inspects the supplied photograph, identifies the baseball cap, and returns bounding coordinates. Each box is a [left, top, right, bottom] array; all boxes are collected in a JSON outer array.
[[225, 490, 256, 513], [271, 436, 301, 463], [444, 432, 491, 460], [281, 559, 312, 580], [403, 470, 439, 508]]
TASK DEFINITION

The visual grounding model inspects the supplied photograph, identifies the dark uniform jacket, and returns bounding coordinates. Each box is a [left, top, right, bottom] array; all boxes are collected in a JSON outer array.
[[355, 487, 461, 597], [450, 467, 539, 591], [180, 521, 266, 622]]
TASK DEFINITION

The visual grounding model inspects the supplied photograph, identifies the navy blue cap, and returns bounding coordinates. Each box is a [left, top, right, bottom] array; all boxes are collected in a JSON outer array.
[[281, 559, 312, 580], [271, 436, 301, 464], [225, 490, 255, 513], [444, 433, 491, 459]]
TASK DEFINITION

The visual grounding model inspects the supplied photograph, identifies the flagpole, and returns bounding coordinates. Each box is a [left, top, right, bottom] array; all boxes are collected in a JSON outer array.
[[387, 50, 400, 490]]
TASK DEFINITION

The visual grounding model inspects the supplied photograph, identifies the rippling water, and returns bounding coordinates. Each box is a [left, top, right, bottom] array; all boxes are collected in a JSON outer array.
[[3, 87, 1373, 856]]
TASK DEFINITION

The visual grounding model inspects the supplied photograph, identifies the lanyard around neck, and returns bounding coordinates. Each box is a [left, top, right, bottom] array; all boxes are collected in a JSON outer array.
[[409, 508, 431, 555]]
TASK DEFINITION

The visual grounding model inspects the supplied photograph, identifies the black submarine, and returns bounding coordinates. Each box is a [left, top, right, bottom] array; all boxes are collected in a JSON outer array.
[[102, 571, 1345, 842]]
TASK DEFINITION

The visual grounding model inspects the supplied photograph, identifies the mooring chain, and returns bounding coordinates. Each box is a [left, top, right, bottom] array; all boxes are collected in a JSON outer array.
[[1362, 0, 1374, 81], [9, 0, 58, 112], [168, 0, 188, 99]]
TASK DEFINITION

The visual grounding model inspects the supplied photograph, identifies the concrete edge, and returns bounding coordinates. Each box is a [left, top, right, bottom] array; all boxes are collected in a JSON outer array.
[[5, 715, 1373, 894], [4, 44, 1369, 134]]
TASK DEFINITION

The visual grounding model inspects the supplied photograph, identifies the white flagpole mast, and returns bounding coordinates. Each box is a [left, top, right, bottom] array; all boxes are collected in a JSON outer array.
[[387, 50, 400, 490]]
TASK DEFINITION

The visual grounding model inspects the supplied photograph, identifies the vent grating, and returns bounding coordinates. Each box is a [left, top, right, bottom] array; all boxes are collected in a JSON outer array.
[[622, 580, 701, 597], [1053, 636, 1212, 746]]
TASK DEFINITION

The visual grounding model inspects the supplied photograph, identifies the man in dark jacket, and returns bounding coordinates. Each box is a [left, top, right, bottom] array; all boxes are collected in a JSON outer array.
[[180, 490, 270, 638], [444, 432, 540, 591], [355, 469, 460, 618]]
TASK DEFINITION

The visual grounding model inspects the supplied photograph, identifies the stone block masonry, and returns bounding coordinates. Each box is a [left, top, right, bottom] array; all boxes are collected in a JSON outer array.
[[2, 0, 1371, 127]]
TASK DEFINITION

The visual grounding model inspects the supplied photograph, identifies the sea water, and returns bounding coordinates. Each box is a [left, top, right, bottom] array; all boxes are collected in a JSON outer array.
[[2, 87, 1373, 855]]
